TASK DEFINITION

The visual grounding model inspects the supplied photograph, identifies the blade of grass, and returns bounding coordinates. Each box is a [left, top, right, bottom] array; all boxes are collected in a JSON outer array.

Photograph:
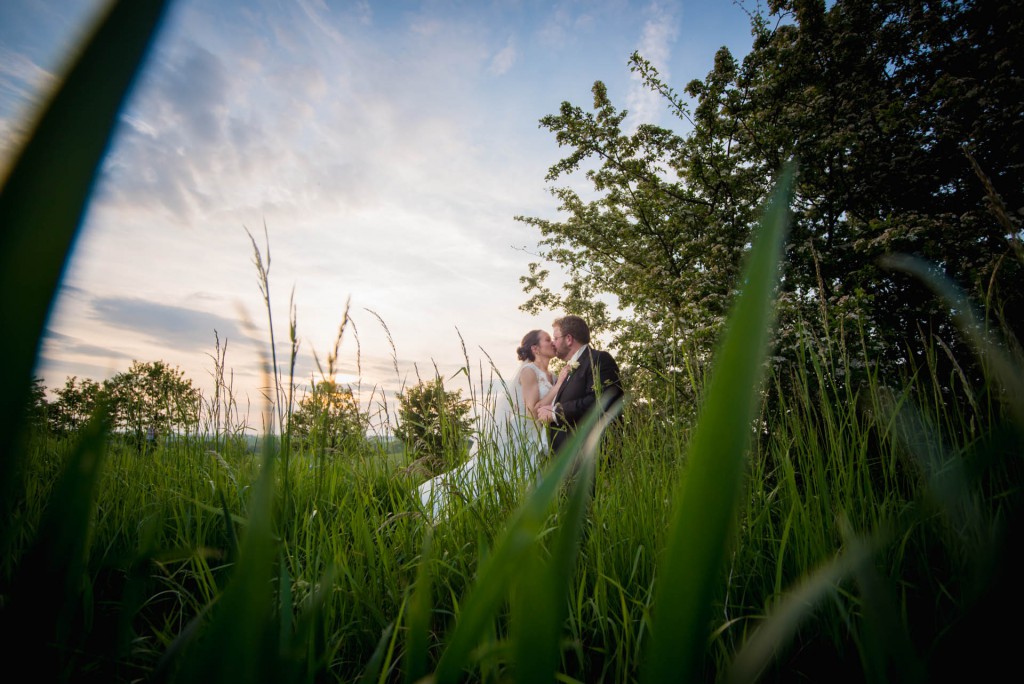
[[0, 406, 111, 679], [850, 535, 926, 684], [0, 0, 171, 493], [880, 253, 1024, 427], [220, 489, 241, 562], [641, 162, 794, 683], [726, 535, 878, 684], [279, 549, 294, 658], [511, 400, 622, 683], [432, 403, 613, 684], [359, 622, 397, 684], [173, 434, 280, 682], [404, 530, 435, 684], [290, 564, 341, 676]]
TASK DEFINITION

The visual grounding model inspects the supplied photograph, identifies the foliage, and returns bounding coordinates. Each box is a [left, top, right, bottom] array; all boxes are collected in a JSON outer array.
[[23, 377, 50, 432], [49, 375, 103, 436], [104, 360, 200, 448], [518, 0, 1024, 407], [394, 377, 473, 472], [28, 364, 200, 446], [289, 379, 365, 454]]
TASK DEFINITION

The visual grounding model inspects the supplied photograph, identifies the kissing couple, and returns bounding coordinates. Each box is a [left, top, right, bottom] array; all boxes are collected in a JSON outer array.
[[417, 314, 623, 521]]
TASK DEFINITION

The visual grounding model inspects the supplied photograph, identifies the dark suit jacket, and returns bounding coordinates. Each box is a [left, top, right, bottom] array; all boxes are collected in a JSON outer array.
[[548, 346, 623, 454]]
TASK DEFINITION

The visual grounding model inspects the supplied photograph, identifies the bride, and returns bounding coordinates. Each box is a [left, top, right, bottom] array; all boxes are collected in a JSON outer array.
[[417, 329, 567, 521]]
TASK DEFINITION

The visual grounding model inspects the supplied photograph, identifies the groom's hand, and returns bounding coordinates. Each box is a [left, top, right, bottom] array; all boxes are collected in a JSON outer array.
[[537, 405, 555, 424]]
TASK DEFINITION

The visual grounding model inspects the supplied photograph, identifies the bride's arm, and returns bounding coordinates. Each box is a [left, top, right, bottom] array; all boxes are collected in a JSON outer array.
[[535, 365, 570, 411], [520, 369, 542, 419]]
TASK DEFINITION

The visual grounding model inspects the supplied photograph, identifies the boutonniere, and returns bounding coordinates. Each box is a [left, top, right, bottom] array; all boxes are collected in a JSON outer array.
[[566, 360, 580, 375]]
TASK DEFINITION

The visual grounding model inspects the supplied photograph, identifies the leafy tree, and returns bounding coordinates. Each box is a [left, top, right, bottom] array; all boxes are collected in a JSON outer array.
[[517, 71, 761, 406], [23, 377, 50, 433], [738, 0, 1024, 375], [290, 379, 365, 455], [518, 0, 1023, 406], [395, 377, 473, 472], [104, 361, 200, 450], [50, 376, 103, 436]]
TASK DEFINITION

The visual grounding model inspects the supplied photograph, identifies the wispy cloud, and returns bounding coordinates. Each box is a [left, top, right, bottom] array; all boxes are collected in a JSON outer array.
[[42, 329, 134, 360], [34, 356, 130, 386], [0, 47, 54, 161], [90, 296, 254, 352], [489, 35, 517, 75], [0, 46, 55, 111], [626, 1, 679, 130]]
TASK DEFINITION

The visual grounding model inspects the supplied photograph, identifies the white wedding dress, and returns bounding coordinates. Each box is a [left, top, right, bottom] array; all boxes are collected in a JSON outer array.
[[417, 362, 552, 521]]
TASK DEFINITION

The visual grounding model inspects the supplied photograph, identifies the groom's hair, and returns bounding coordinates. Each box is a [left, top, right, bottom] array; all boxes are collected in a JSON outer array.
[[553, 315, 590, 344]]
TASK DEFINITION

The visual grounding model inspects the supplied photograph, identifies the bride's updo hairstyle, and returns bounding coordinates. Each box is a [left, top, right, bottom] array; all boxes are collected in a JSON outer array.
[[516, 329, 543, 361]]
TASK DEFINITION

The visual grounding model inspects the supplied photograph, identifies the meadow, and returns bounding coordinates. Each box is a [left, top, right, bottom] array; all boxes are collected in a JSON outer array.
[[5, 164, 1022, 681], [2, 1, 1022, 682]]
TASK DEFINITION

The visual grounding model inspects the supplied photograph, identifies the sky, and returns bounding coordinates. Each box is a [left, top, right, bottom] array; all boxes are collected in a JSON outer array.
[[1, 0, 757, 432]]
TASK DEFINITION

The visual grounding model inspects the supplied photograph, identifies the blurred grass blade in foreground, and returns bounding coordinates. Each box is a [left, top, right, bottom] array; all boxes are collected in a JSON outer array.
[[404, 531, 434, 684], [433, 402, 615, 684], [0, 0, 172, 496], [642, 163, 794, 684], [726, 535, 876, 683], [511, 400, 621, 683], [880, 253, 1024, 426], [0, 407, 110, 678]]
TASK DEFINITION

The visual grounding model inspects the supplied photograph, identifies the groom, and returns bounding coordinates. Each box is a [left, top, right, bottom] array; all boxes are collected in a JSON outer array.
[[537, 315, 623, 455]]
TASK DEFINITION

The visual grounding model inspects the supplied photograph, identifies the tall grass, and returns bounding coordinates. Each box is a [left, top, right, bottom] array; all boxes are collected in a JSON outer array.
[[3, 306, 1021, 681], [2, 1, 1022, 682]]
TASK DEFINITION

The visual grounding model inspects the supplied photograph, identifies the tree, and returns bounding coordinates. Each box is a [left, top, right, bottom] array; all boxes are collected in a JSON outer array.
[[735, 0, 1024, 376], [517, 69, 762, 406], [518, 0, 1023, 405], [23, 377, 50, 433], [395, 377, 473, 472], [50, 376, 103, 436], [289, 379, 365, 455], [104, 361, 200, 450]]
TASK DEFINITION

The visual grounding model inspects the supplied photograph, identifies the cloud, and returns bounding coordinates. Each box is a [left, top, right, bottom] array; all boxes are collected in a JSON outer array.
[[0, 47, 55, 163], [0, 46, 55, 111], [35, 327, 133, 389], [95, 41, 234, 221], [489, 35, 517, 75], [90, 296, 255, 352], [626, 1, 679, 130], [34, 356, 126, 388], [536, 2, 598, 47], [42, 328, 134, 360]]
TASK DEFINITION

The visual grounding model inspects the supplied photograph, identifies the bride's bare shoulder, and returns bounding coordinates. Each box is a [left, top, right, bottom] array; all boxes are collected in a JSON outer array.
[[520, 367, 538, 387]]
